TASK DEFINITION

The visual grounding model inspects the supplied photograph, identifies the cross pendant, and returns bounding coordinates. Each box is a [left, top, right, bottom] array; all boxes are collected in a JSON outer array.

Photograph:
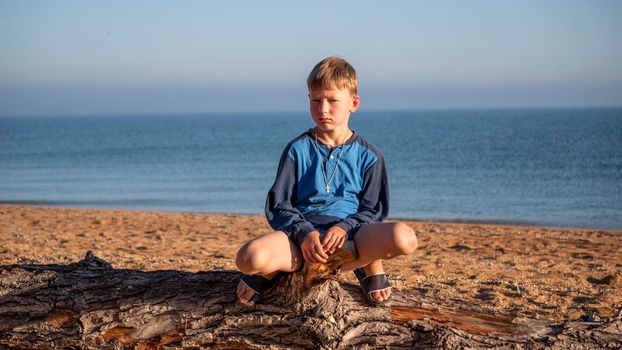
[[325, 184, 331, 193]]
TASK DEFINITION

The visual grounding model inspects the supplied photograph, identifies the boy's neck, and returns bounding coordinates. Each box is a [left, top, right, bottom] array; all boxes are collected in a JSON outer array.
[[314, 126, 351, 148]]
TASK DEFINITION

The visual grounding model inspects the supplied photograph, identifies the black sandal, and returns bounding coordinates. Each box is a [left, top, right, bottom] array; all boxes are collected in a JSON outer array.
[[239, 272, 284, 306], [354, 268, 391, 306]]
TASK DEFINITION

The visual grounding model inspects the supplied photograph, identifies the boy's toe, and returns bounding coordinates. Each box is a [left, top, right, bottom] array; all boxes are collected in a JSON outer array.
[[236, 280, 257, 304], [239, 288, 256, 304], [371, 288, 391, 302], [371, 290, 384, 302], [354, 268, 392, 305], [383, 289, 391, 299]]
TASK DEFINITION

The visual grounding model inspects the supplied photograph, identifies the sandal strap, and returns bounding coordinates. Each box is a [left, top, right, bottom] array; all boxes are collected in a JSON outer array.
[[353, 267, 367, 282], [241, 272, 283, 296], [361, 274, 391, 294], [354, 268, 391, 293]]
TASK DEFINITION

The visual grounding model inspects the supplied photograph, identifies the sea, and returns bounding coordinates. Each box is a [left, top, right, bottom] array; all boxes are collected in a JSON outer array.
[[1, 108, 621, 230]]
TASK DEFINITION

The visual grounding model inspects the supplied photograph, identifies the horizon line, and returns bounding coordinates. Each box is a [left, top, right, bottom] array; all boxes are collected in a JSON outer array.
[[2, 105, 622, 118]]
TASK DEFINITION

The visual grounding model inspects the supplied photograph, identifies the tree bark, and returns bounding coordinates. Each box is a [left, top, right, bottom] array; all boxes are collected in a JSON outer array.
[[1, 252, 620, 349]]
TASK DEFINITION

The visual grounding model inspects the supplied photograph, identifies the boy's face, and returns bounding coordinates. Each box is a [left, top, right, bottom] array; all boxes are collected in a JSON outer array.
[[308, 87, 360, 133]]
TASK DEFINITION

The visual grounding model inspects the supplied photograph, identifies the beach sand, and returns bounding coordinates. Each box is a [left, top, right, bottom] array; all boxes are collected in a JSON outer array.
[[1, 204, 620, 321]]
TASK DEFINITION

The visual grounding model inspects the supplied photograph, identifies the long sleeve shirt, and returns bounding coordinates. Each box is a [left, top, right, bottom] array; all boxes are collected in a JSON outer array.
[[265, 129, 389, 246]]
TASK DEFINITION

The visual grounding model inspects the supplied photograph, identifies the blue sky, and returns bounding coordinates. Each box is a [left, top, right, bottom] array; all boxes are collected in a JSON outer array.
[[1, 1, 621, 116]]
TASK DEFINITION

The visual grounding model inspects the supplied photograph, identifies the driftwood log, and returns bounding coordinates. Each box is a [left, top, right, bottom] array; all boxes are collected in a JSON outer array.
[[1, 252, 620, 349]]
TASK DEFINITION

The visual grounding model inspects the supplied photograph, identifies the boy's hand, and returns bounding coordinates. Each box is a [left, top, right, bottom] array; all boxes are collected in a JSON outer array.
[[301, 231, 329, 263], [322, 226, 347, 255]]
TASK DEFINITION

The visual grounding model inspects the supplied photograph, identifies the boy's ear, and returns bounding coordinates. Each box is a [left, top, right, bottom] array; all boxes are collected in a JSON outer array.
[[350, 95, 360, 112]]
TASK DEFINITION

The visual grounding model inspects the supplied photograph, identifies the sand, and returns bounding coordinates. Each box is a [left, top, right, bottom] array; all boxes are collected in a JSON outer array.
[[1, 204, 620, 321]]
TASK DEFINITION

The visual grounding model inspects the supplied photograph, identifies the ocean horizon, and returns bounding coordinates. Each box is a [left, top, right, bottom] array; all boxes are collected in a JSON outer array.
[[1, 107, 621, 230]]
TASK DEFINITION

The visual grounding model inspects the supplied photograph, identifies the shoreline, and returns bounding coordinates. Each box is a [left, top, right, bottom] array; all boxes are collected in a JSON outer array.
[[1, 202, 619, 233]]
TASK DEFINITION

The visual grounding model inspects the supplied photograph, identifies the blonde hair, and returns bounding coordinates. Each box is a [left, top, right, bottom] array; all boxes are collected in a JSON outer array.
[[307, 56, 358, 96]]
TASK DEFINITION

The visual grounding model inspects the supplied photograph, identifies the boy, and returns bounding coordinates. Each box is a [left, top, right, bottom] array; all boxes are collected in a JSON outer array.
[[236, 56, 418, 306]]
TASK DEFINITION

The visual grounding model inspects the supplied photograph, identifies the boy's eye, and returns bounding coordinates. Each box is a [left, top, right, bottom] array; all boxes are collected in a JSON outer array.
[[329, 99, 339, 102]]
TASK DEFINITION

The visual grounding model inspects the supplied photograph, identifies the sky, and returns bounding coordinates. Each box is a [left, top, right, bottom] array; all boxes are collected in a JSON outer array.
[[1, 1, 621, 116]]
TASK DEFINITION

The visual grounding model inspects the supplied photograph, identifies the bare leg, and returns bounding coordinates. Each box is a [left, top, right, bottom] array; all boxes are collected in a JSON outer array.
[[235, 231, 303, 304], [340, 222, 418, 302]]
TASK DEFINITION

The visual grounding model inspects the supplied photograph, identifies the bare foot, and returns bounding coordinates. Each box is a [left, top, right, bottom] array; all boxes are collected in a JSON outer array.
[[236, 271, 281, 305], [236, 279, 256, 305], [370, 288, 391, 302], [364, 260, 391, 302]]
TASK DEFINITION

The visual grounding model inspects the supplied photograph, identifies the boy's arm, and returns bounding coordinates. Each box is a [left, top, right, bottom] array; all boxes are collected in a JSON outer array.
[[335, 154, 389, 232], [265, 146, 316, 247]]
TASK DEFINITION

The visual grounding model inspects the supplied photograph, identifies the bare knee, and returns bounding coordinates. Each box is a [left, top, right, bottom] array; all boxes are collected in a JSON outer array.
[[393, 222, 418, 256], [235, 241, 271, 275]]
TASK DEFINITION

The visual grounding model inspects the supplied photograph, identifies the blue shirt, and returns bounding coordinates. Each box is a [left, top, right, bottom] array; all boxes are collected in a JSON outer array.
[[265, 129, 389, 246]]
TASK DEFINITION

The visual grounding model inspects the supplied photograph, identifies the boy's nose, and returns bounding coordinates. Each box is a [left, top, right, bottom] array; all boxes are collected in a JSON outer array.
[[319, 100, 329, 114]]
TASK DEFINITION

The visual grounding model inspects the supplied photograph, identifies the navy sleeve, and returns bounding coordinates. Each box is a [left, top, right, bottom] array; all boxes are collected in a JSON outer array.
[[265, 145, 316, 246], [335, 153, 389, 232]]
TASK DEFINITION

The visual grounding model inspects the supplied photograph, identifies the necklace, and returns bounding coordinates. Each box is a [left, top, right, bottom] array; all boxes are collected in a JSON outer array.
[[312, 128, 351, 193]]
